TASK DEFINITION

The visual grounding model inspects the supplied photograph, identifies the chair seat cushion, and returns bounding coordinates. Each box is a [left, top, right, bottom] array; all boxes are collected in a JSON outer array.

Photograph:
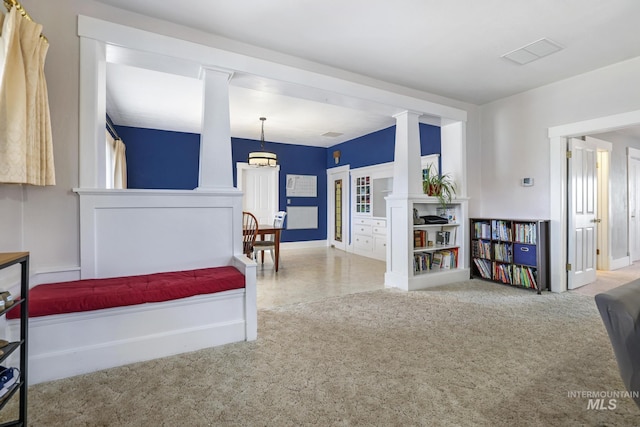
[[253, 241, 275, 247], [8, 266, 245, 319]]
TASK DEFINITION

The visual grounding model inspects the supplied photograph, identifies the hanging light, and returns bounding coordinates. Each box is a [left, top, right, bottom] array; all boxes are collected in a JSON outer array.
[[248, 117, 278, 167]]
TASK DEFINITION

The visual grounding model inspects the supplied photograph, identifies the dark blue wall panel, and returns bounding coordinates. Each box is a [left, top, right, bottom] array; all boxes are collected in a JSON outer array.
[[326, 124, 441, 169], [117, 122, 441, 244], [115, 126, 200, 190], [232, 138, 327, 243]]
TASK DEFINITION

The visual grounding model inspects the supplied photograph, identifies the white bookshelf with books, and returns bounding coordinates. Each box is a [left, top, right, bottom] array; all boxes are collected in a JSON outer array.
[[385, 196, 469, 291]]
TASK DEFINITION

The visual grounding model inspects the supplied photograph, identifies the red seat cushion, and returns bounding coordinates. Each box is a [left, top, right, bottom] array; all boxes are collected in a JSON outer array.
[[7, 266, 245, 319]]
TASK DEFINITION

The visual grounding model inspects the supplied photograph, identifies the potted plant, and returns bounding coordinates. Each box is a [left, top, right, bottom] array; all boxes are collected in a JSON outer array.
[[422, 164, 457, 209]]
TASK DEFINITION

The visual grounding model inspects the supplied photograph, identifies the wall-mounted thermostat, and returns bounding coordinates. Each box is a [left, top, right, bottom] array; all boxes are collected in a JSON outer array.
[[521, 177, 534, 187]]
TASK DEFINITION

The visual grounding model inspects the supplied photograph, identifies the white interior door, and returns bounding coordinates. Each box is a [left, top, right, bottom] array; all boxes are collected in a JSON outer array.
[[237, 163, 279, 224], [327, 166, 349, 251], [567, 137, 598, 289], [628, 148, 640, 262]]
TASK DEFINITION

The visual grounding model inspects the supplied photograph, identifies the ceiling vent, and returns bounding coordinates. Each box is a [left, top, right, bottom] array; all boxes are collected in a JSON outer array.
[[322, 132, 343, 138], [502, 38, 563, 65]]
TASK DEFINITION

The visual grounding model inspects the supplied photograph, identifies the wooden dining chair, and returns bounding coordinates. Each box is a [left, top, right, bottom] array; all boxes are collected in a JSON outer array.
[[253, 211, 286, 265], [242, 211, 258, 259]]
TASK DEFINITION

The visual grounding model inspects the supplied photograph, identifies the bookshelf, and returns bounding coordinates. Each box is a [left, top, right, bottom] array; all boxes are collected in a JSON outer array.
[[470, 218, 549, 294], [385, 196, 469, 291]]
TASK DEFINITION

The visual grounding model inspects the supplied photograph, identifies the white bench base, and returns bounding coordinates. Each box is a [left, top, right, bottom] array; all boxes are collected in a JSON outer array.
[[8, 288, 249, 385]]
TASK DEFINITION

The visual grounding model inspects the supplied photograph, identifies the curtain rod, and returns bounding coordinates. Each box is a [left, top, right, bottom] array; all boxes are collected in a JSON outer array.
[[106, 118, 121, 141], [4, 0, 48, 43]]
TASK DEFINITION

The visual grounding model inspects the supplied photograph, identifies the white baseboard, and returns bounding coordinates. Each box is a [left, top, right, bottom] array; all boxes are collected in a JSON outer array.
[[610, 256, 631, 270], [280, 240, 328, 250]]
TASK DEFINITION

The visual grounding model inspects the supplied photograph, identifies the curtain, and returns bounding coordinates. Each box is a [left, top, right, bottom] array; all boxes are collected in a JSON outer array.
[[113, 137, 127, 189], [105, 129, 127, 189], [0, 6, 55, 185]]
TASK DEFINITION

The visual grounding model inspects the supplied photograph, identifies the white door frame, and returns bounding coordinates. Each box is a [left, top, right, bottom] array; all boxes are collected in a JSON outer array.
[[588, 137, 613, 271], [549, 110, 640, 292], [327, 165, 350, 251], [628, 147, 640, 262], [567, 137, 598, 290]]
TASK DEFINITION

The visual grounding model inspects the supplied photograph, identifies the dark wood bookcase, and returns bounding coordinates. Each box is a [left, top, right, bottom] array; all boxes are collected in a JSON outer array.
[[470, 218, 549, 294], [0, 252, 29, 427]]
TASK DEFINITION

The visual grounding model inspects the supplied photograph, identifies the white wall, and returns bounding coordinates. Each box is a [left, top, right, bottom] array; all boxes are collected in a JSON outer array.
[[479, 56, 640, 221], [1, 1, 480, 281]]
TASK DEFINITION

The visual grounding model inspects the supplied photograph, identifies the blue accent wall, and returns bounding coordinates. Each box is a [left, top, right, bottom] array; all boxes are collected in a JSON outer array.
[[115, 125, 200, 190], [326, 124, 441, 169], [231, 138, 327, 243], [116, 122, 440, 244]]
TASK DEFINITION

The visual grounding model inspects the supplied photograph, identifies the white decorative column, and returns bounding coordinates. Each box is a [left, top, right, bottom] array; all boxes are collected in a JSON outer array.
[[385, 111, 423, 290], [392, 111, 424, 197], [198, 67, 234, 189], [78, 37, 107, 189]]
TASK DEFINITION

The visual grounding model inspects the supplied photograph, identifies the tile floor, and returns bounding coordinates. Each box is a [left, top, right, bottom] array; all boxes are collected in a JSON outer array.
[[256, 246, 385, 309], [255, 246, 640, 308]]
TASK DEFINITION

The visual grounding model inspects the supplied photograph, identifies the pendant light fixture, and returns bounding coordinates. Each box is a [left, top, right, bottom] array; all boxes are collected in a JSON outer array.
[[248, 117, 278, 167]]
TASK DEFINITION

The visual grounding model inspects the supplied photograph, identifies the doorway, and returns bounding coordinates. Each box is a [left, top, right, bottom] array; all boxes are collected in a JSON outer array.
[[628, 148, 640, 263], [237, 163, 280, 224], [327, 165, 349, 252], [549, 109, 640, 292]]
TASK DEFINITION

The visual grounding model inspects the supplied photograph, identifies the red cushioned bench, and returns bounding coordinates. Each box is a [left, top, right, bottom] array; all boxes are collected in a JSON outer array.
[[8, 266, 245, 319]]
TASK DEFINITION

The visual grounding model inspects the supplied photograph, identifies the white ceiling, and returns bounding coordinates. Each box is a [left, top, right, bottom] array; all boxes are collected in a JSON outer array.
[[99, 0, 640, 147]]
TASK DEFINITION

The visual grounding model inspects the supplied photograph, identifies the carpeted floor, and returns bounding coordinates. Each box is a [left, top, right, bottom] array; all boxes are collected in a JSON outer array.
[[2, 280, 639, 426]]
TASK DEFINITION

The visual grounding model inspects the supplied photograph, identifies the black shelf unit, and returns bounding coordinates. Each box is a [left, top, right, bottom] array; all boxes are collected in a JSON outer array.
[[0, 253, 29, 427], [470, 219, 549, 294]]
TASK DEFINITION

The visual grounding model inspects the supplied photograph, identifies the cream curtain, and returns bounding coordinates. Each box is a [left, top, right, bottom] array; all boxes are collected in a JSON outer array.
[[106, 129, 127, 189], [0, 6, 55, 185], [113, 137, 127, 189]]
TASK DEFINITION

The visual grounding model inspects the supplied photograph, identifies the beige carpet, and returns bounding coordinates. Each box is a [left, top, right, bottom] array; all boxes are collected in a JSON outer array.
[[2, 280, 639, 426]]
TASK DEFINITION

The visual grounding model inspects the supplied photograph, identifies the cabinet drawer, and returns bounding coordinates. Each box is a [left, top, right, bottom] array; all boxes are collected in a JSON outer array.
[[354, 224, 372, 235], [372, 226, 386, 236], [372, 219, 386, 227], [354, 217, 371, 226], [354, 234, 373, 251], [514, 244, 537, 266]]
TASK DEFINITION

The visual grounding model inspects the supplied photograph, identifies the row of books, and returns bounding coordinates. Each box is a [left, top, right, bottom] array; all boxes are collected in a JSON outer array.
[[512, 265, 538, 289], [414, 248, 459, 272], [482, 262, 537, 290], [473, 241, 523, 262], [493, 242, 512, 263], [491, 220, 513, 241], [473, 222, 491, 239], [473, 258, 492, 279], [472, 240, 491, 259], [514, 223, 537, 244], [414, 230, 428, 248], [414, 230, 453, 248], [472, 220, 538, 244]]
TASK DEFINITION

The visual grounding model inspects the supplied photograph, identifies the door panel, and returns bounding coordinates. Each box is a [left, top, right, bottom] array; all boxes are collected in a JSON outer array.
[[237, 164, 279, 225], [328, 168, 349, 251], [628, 149, 640, 262], [568, 138, 597, 289]]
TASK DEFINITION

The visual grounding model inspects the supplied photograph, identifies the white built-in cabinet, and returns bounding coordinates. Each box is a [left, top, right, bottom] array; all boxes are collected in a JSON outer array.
[[351, 163, 393, 261]]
